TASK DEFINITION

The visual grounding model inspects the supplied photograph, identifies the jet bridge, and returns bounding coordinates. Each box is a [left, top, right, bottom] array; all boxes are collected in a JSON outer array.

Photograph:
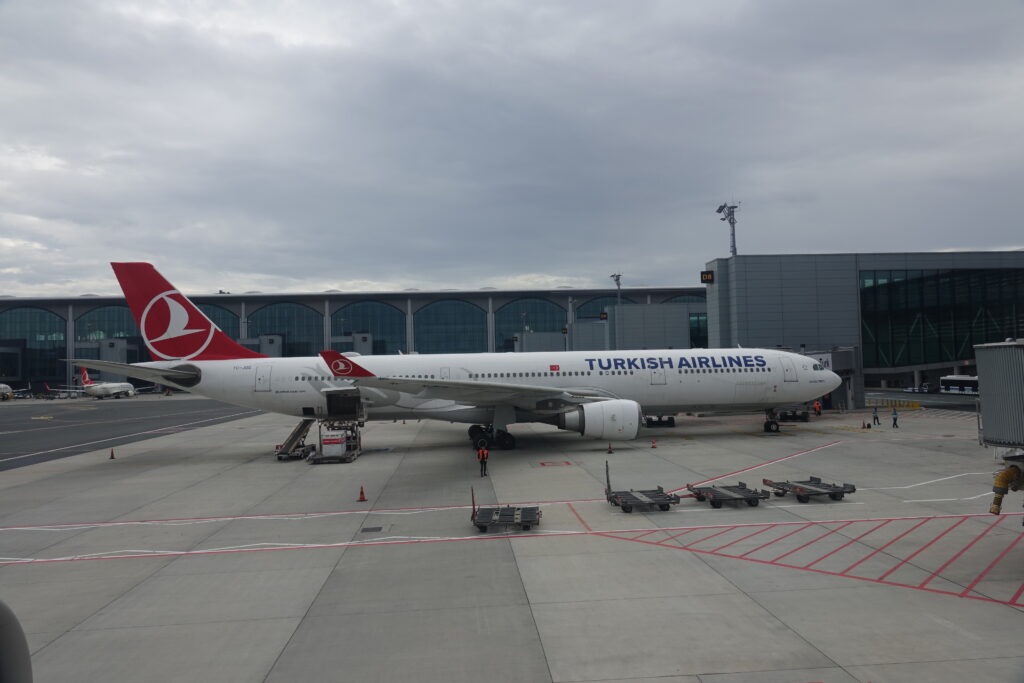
[[976, 340, 1024, 520]]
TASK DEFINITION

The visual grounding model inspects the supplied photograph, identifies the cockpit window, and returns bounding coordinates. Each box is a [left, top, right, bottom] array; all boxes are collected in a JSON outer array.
[[812, 364, 822, 371]]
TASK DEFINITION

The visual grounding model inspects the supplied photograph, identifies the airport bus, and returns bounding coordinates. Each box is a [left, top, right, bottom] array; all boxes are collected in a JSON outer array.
[[938, 375, 979, 395]]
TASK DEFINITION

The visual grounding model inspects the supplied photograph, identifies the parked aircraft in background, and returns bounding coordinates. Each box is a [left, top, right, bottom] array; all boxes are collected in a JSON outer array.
[[71, 263, 842, 449], [0, 383, 34, 400], [78, 367, 137, 399]]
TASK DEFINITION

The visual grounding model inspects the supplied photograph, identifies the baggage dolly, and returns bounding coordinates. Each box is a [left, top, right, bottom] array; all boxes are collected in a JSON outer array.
[[686, 482, 770, 508], [762, 476, 856, 503], [604, 461, 681, 513], [470, 489, 541, 532]]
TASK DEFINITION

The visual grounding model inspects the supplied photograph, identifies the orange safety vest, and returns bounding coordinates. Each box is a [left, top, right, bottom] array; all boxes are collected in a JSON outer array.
[[477, 449, 489, 461]]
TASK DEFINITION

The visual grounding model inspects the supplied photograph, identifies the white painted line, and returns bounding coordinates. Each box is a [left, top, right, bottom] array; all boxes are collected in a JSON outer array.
[[862, 472, 991, 490]]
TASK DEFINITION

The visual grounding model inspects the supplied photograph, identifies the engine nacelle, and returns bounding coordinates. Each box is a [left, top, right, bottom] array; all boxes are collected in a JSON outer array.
[[558, 399, 642, 441]]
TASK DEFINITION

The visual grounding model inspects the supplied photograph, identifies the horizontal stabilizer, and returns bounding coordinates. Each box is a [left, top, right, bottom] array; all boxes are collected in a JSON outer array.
[[66, 359, 200, 386]]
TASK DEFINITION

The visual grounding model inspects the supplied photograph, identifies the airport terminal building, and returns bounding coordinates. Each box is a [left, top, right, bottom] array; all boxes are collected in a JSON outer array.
[[2, 250, 1023, 409], [704, 251, 1024, 407], [0, 285, 708, 390]]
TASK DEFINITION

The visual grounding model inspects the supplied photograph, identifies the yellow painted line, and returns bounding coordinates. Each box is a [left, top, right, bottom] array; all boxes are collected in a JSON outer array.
[[31, 416, 54, 421]]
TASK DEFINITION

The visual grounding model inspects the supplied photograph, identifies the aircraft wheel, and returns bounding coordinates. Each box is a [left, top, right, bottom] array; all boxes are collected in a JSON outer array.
[[495, 431, 516, 450], [767, 421, 780, 433], [468, 425, 485, 439]]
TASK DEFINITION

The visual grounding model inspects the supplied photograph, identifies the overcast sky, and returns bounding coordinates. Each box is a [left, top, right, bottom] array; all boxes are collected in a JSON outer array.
[[2, 0, 1023, 298]]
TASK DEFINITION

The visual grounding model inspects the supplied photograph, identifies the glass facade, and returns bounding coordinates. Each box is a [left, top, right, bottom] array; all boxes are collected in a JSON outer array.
[[197, 304, 240, 339], [248, 303, 323, 357], [689, 312, 708, 348], [75, 306, 149, 363], [494, 298, 566, 352], [665, 294, 706, 304], [0, 307, 65, 381], [414, 300, 486, 354], [860, 268, 1024, 368], [76, 306, 138, 341], [332, 301, 406, 355], [575, 296, 634, 320]]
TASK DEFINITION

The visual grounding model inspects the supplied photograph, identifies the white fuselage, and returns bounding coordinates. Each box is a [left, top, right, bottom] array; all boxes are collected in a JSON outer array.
[[83, 382, 136, 399], [140, 348, 841, 424]]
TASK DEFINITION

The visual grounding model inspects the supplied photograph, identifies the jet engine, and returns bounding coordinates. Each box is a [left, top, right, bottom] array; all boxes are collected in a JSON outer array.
[[558, 399, 642, 441]]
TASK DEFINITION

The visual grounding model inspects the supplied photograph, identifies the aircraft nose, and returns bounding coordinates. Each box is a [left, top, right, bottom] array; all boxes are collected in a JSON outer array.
[[828, 370, 842, 392]]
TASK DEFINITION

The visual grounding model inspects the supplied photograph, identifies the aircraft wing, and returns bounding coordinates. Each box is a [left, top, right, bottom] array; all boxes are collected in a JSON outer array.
[[66, 359, 201, 386], [319, 351, 614, 413]]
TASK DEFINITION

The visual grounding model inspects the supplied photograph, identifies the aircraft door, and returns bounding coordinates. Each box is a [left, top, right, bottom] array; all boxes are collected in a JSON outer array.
[[780, 356, 798, 382], [650, 368, 666, 385], [255, 364, 272, 392]]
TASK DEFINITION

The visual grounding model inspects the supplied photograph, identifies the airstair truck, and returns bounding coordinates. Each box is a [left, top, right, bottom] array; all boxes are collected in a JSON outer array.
[[975, 339, 1024, 520]]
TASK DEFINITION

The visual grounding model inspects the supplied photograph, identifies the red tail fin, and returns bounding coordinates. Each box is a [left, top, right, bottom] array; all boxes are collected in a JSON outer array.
[[111, 263, 265, 361], [79, 366, 94, 385], [319, 351, 375, 377]]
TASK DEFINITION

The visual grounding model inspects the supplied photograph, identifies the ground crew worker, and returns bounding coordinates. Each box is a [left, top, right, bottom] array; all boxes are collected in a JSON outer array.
[[478, 447, 489, 477], [872, 406, 880, 425], [813, 400, 821, 417], [891, 407, 899, 428]]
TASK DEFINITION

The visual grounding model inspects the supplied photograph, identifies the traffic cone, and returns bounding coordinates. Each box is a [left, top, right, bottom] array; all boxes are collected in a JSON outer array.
[[357, 486, 367, 502], [607, 443, 614, 454], [109, 449, 115, 460], [861, 421, 866, 429], [651, 438, 657, 448]]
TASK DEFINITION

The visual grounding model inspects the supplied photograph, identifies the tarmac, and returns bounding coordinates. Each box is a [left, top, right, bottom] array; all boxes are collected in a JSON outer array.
[[1, 397, 1022, 682]]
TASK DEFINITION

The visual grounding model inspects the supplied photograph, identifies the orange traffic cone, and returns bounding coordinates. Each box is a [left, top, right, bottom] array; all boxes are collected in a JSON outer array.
[[357, 486, 367, 502], [651, 438, 657, 448], [109, 449, 115, 460], [607, 443, 614, 454], [861, 421, 867, 429]]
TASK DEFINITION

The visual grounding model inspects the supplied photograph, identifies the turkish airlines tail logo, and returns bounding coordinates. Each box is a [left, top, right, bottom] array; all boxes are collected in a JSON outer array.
[[319, 350, 375, 378], [112, 263, 265, 361], [80, 367, 94, 385]]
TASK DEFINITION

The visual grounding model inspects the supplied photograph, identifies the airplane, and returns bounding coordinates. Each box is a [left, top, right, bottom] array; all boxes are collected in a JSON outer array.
[[78, 366, 137, 399], [70, 263, 843, 450], [0, 382, 33, 400]]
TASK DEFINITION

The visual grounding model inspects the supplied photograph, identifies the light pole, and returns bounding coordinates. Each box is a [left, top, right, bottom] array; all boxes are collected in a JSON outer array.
[[716, 202, 739, 257], [609, 273, 622, 350]]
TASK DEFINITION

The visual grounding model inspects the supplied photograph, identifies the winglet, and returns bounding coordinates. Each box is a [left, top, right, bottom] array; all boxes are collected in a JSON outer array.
[[319, 350, 375, 378]]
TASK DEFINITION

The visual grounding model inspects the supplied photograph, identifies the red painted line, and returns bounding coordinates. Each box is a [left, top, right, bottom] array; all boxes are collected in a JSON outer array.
[[919, 515, 1004, 589], [709, 525, 774, 554], [1009, 577, 1024, 605], [840, 517, 930, 575], [878, 517, 968, 581], [0, 530, 589, 566], [739, 523, 815, 558], [660, 528, 699, 544], [566, 503, 591, 532], [629, 529, 666, 541], [769, 521, 855, 564], [960, 528, 1024, 598], [681, 526, 738, 549], [804, 520, 891, 569], [597, 530, 1022, 607], [669, 440, 842, 493]]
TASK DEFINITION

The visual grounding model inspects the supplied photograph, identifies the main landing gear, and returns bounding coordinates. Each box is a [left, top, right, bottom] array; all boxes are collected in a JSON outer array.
[[468, 424, 516, 450], [763, 409, 780, 433]]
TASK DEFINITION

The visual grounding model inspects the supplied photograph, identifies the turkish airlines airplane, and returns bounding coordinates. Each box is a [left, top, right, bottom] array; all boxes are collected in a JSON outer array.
[[71, 263, 842, 449], [78, 366, 137, 399]]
